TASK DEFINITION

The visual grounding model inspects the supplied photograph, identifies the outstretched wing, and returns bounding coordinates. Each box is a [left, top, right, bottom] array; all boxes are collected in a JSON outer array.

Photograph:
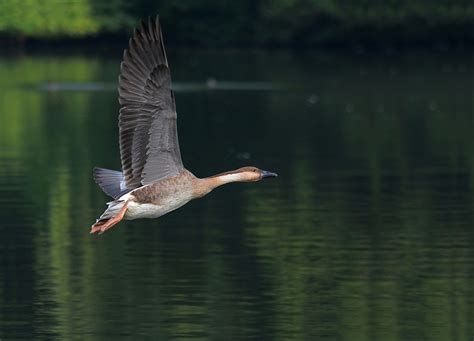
[[119, 16, 183, 189]]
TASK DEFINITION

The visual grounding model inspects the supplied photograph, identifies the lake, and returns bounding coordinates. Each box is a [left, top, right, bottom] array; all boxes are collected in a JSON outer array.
[[0, 47, 473, 339]]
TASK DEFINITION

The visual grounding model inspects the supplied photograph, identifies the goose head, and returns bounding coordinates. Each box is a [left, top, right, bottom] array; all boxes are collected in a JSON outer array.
[[218, 166, 278, 183]]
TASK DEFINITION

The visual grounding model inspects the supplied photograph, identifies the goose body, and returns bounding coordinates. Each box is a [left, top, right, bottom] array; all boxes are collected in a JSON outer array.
[[91, 16, 277, 234], [121, 170, 197, 220]]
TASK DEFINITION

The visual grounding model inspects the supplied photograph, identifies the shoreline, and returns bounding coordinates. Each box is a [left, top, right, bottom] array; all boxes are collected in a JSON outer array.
[[1, 24, 473, 52]]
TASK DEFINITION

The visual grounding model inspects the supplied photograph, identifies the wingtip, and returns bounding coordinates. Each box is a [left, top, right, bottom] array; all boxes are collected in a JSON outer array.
[[92, 166, 100, 179]]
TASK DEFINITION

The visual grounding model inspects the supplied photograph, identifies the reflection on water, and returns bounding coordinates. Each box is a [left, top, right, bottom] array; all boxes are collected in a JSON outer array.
[[0, 49, 473, 339], [34, 80, 283, 92]]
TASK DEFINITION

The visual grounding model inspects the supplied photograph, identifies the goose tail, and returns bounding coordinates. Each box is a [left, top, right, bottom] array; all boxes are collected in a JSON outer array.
[[93, 167, 130, 199]]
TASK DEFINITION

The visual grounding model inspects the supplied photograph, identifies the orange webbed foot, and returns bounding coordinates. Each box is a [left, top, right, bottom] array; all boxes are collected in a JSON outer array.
[[90, 201, 129, 234]]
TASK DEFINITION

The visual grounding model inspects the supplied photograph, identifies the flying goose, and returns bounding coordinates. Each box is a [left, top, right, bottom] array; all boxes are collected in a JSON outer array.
[[91, 16, 277, 234]]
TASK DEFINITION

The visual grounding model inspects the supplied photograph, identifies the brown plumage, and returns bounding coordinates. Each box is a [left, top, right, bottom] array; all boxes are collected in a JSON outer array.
[[91, 16, 277, 234]]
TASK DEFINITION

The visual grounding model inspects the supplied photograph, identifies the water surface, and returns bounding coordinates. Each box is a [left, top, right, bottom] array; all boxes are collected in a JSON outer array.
[[0, 49, 473, 340]]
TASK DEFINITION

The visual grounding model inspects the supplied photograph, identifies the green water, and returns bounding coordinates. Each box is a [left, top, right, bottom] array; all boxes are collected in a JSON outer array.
[[0, 48, 473, 340]]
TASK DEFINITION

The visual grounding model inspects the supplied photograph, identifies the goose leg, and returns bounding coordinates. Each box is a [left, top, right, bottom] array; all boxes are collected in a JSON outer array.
[[90, 201, 129, 234]]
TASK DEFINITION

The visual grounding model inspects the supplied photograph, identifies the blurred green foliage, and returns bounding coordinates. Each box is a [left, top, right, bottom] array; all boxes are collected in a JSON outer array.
[[0, 0, 473, 45]]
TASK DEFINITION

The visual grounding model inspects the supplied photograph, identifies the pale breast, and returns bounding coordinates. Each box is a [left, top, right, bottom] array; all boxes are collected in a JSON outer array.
[[124, 192, 194, 220], [119, 170, 198, 220]]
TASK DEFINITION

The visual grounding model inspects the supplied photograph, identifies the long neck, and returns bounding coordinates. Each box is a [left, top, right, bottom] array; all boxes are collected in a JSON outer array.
[[195, 171, 245, 197]]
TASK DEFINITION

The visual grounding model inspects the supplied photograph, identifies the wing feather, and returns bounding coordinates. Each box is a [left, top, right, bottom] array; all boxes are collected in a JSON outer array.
[[118, 16, 183, 189]]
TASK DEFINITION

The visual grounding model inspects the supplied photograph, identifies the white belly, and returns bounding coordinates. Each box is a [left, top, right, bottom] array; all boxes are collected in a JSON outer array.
[[119, 192, 192, 220]]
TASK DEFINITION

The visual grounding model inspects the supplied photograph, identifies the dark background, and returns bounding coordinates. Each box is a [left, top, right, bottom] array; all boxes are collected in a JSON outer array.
[[1, 0, 473, 48], [1, 1, 473, 339]]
